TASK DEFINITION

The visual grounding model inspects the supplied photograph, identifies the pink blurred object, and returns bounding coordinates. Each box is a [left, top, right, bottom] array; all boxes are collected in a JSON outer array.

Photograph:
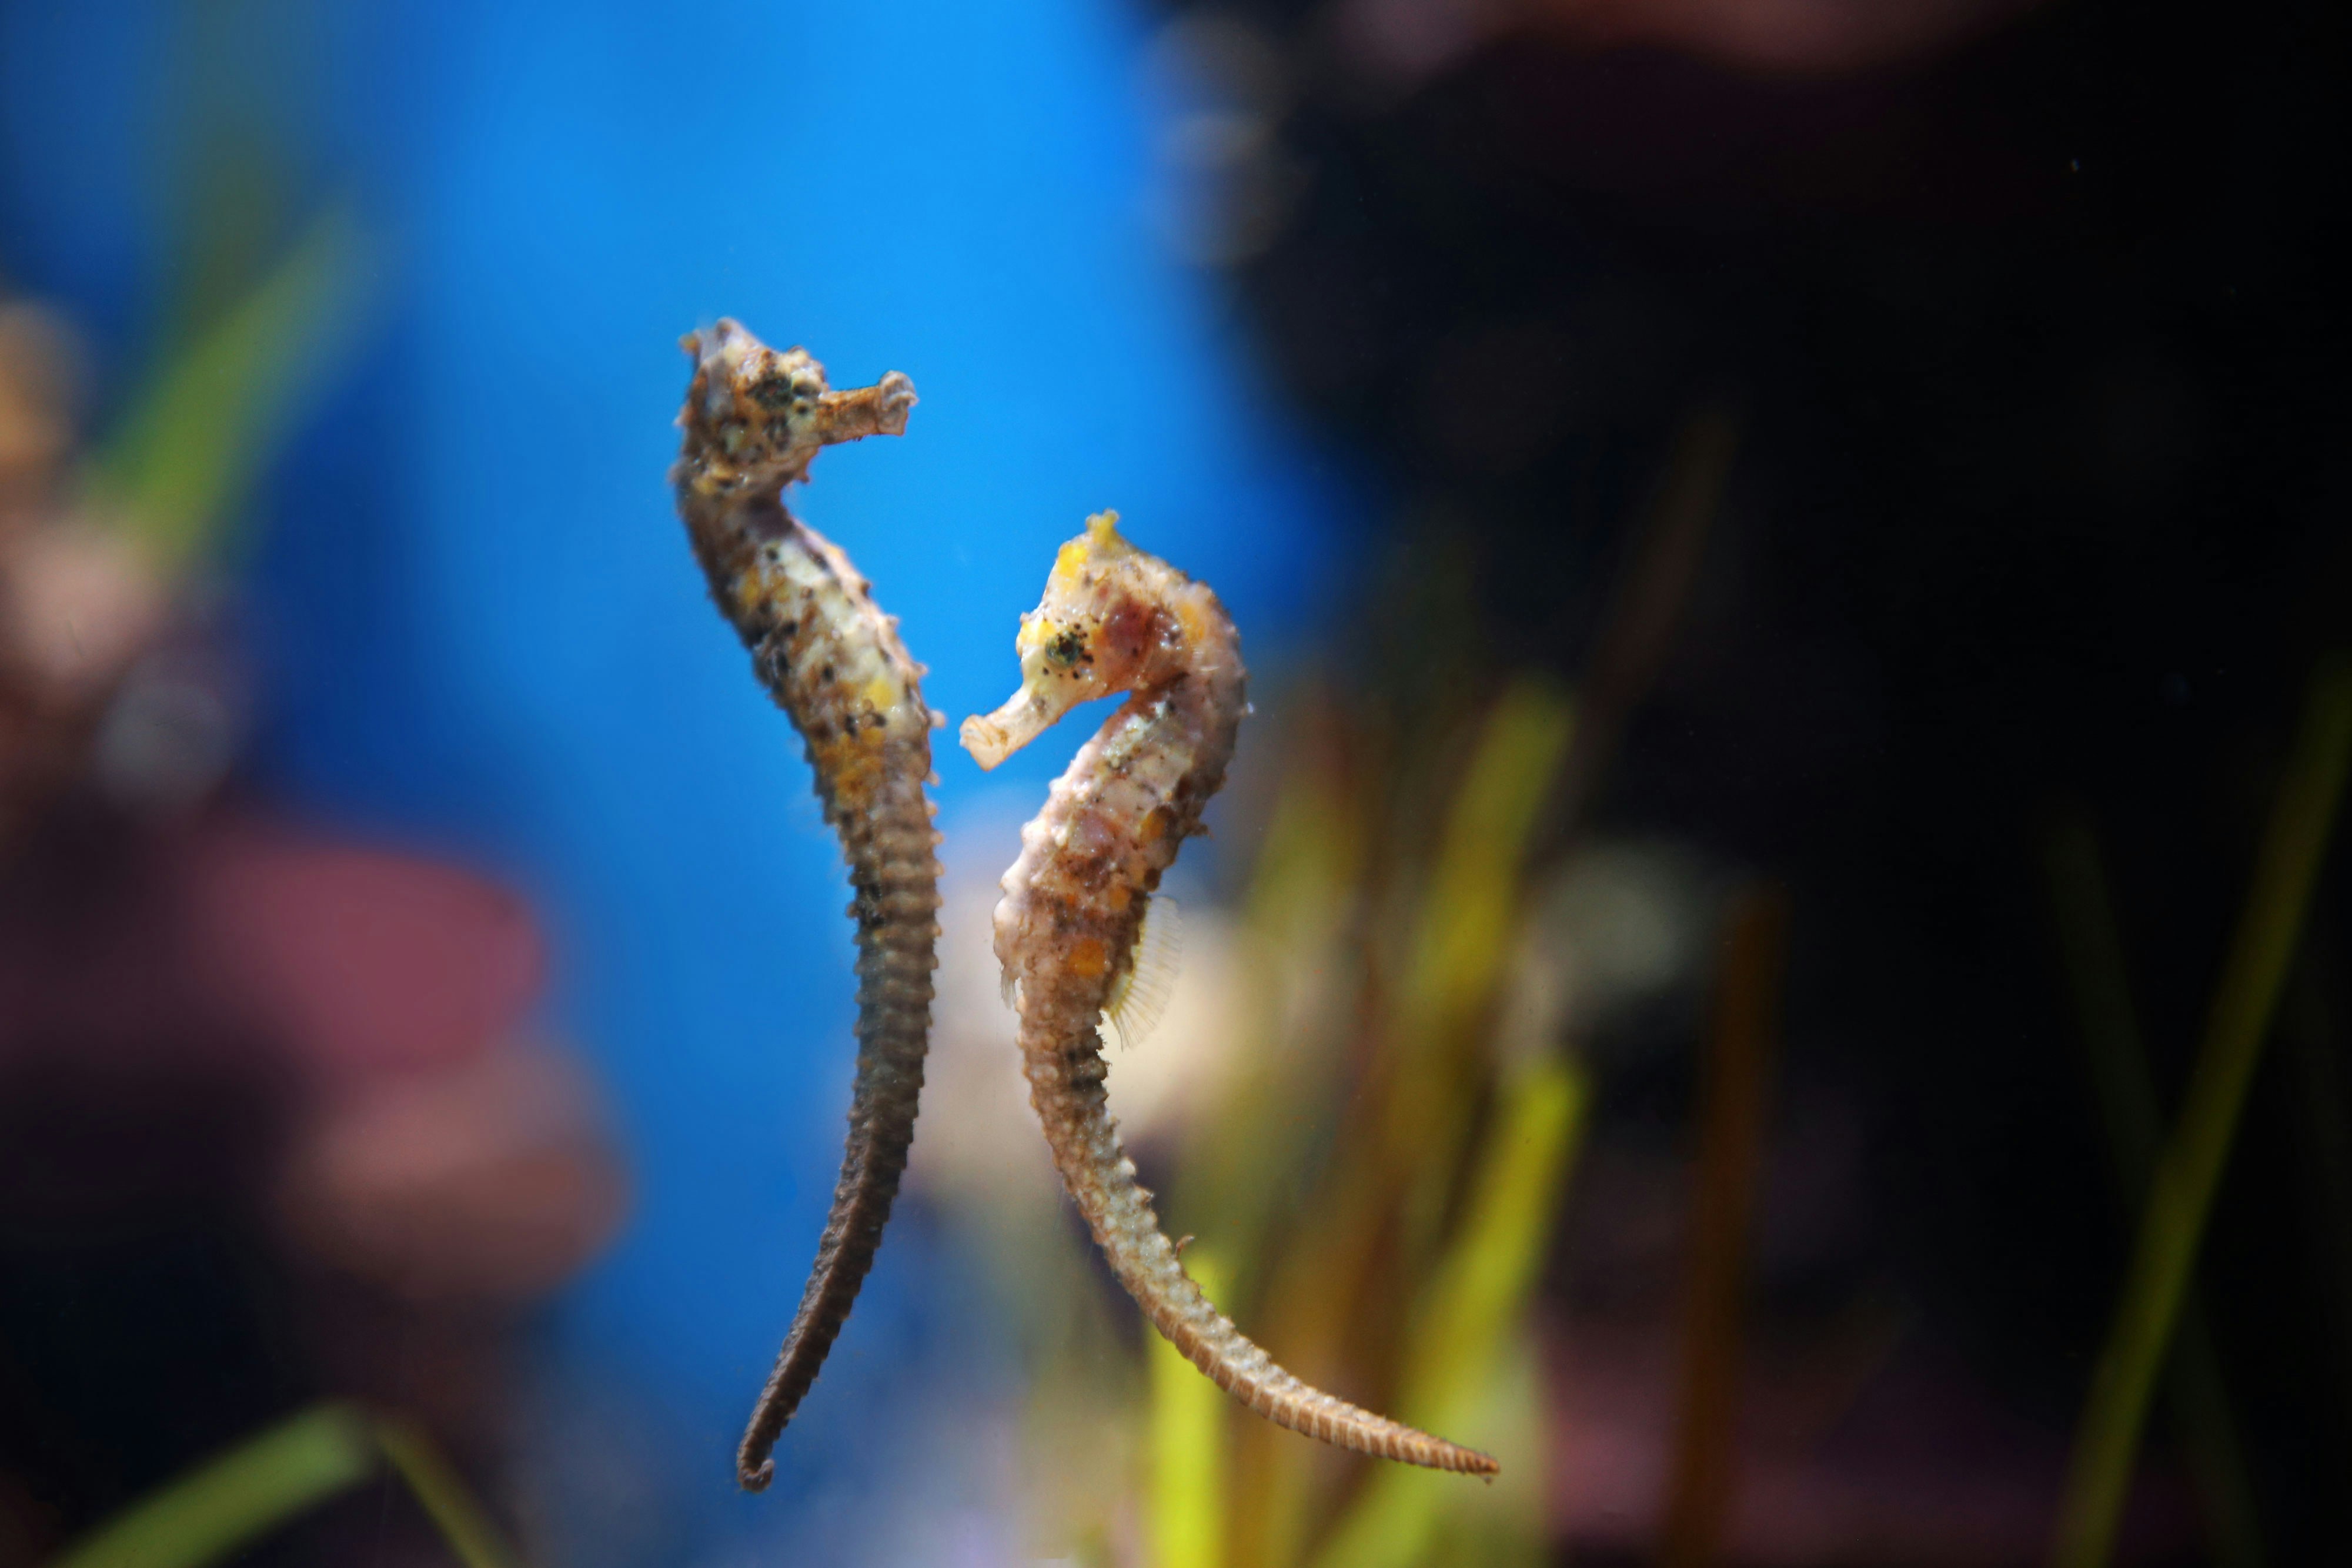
[[182, 820, 626, 1300], [1334, 0, 2042, 91], [191, 825, 547, 1089], [1522, 0, 2043, 75], [275, 1037, 627, 1304]]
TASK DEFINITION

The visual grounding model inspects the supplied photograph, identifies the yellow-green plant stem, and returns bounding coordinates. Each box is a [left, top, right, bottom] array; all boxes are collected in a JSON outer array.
[[90, 202, 364, 569], [1388, 680, 1576, 1261], [1307, 1054, 1587, 1568], [1399, 681, 1578, 1049], [44, 1402, 526, 1568], [45, 1404, 375, 1568], [2042, 818, 2265, 1568], [1238, 681, 1574, 1568], [2052, 654, 2352, 1567], [1661, 888, 1786, 1568], [376, 1416, 529, 1568], [1150, 1249, 1231, 1568]]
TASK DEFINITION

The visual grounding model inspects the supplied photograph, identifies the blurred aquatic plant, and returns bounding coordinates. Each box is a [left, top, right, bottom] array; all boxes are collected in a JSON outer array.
[[2043, 814, 2265, 1568], [44, 1406, 373, 1568], [86, 202, 366, 571], [375, 1415, 532, 1568], [1150, 1248, 1232, 1568], [1118, 676, 1588, 1568], [1305, 1054, 1585, 1568], [45, 1403, 523, 1568], [1233, 687, 1563, 1559], [0, 204, 363, 843], [2053, 653, 2352, 1568], [1658, 888, 1785, 1568]]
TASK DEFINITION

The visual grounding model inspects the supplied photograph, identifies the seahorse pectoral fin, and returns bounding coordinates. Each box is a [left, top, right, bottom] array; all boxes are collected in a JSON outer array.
[[1105, 895, 1182, 1049]]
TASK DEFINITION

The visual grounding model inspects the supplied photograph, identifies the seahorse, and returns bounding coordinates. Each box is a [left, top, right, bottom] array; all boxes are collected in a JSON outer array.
[[961, 511, 1499, 1477], [671, 319, 941, 1490]]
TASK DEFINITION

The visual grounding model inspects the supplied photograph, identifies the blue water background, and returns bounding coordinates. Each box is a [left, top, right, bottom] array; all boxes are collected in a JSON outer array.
[[1, 0, 1351, 1558]]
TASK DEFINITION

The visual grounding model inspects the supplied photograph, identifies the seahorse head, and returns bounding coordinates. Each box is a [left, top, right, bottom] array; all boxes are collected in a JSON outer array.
[[677, 319, 913, 489], [961, 511, 1200, 770]]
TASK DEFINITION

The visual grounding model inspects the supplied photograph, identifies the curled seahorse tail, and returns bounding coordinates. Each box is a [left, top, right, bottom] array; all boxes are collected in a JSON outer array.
[[1020, 1021, 1500, 1479]]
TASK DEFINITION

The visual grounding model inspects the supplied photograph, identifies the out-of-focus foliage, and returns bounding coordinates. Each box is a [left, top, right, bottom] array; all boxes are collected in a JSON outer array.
[[376, 1416, 531, 1568], [2054, 656, 2352, 1567], [1307, 1055, 1583, 1568], [88, 203, 365, 570], [44, 1403, 520, 1568], [44, 1406, 374, 1568], [1148, 1249, 1230, 1568], [2043, 820, 2266, 1568], [0, 208, 359, 843]]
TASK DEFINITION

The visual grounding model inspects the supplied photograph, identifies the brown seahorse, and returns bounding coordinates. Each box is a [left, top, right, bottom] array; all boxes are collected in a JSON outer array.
[[961, 511, 1499, 1477], [671, 319, 941, 1490]]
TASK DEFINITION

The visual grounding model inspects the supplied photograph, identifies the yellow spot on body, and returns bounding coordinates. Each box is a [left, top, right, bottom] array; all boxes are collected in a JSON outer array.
[[1106, 884, 1132, 912], [1051, 539, 1091, 587], [863, 675, 898, 714], [1175, 596, 1208, 647], [1085, 510, 1125, 550], [1070, 937, 1109, 979], [812, 727, 890, 813], [1140, 810, 1167, 843]]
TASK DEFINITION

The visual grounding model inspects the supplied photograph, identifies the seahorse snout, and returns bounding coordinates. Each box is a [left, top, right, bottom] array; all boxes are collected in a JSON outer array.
[[958, 700, 1035, 772]]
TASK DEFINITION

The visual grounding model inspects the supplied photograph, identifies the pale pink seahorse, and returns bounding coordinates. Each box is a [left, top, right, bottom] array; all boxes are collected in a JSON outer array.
[[671, 320, 941, 1490], [962, 511, 1498, 1477]]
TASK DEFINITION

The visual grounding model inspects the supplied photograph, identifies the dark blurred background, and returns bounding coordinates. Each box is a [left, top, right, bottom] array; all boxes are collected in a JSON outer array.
[[1, 0, 2347, 1564]]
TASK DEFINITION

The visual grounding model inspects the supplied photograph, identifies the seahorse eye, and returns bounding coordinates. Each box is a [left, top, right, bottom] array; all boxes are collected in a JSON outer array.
[[1045, 628, 1086, 668]]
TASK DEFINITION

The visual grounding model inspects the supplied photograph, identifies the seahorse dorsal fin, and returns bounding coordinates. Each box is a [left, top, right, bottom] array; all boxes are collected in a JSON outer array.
[[1105, 895, 1183, 1049]]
